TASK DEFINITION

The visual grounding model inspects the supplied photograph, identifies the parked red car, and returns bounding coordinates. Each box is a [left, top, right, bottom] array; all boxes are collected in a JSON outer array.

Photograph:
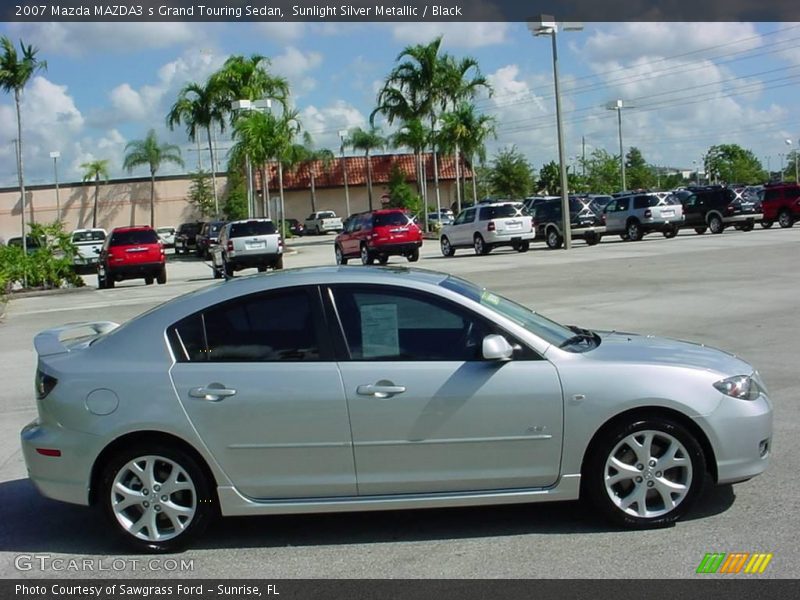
[[97, 226, 166, 289], [760, 183, 800, 228], [334, 209, 423, 265]]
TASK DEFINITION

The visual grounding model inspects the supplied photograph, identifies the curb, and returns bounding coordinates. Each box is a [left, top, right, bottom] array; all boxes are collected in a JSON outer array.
[[6, 285, 94, 300]]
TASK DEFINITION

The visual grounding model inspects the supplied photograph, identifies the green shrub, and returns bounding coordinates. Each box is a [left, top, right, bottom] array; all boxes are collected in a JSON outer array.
[[0, 221, 84, 290]]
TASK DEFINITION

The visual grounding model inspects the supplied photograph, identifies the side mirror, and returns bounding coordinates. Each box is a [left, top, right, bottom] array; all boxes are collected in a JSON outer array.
[[482, 334, 514, 361]]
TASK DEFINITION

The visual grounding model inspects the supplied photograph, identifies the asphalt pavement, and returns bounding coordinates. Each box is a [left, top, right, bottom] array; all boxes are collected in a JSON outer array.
[[0, 227, 797, 578]]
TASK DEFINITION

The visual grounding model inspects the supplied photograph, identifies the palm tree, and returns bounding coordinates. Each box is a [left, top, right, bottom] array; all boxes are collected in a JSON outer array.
[[289, 133, 335, 213], [392, 118, 430, 203], [80, 160, 110, 228], [348, 127, 387, 211], [0, 36, 47, 251], [211, 54, 289, 121], [167, 79, 226, 216], [122, 129, 184, 228]]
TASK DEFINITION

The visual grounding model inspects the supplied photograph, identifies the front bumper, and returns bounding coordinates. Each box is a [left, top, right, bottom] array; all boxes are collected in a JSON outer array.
[[20, 419, 98, 506], [695, 392, 773, 484]]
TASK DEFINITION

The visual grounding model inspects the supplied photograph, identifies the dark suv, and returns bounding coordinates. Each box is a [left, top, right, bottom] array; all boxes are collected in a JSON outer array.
[[97, 226, 166, 289], [195, 220, 226, 258], [674, 186, 761, 234], [530, 197, 605, 249], [174, 221, 205, 255], [760, 183, 800, 229], [334, 209, 422, 265]]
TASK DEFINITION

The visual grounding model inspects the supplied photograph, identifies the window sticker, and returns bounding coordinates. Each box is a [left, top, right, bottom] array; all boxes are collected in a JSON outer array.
[[360, 303, 399, 358]]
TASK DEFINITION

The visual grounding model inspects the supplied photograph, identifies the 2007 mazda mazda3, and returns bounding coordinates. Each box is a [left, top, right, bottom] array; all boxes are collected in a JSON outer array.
[[21, 266, 772, 552]]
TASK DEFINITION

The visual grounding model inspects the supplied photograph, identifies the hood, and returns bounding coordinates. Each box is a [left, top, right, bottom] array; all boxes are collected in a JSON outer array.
[[586, 331, 753, 376]]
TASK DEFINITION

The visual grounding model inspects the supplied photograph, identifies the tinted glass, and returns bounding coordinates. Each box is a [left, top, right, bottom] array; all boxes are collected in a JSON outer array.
[[617, 198, 630, 210], [229, 221, 277, 237], [171, 289, 319, 362], [209, 222, 224, 234], [110, 229, 159, 246], [179, 223, 201, 235], [72, 230, 106, 243], [480, 205, 525, 220], [319, 211, 336, 218], [373, 212, 410, 227], [332, 287, 492, 361], [157, 227, 175, 235]]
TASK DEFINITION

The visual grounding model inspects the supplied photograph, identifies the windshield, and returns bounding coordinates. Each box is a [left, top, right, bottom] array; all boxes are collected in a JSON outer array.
[[440, 276, 588, 350]]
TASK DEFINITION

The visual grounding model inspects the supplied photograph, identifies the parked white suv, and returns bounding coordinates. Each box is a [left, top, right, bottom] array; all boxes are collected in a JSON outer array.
[[304, 211, 343, 235], [603, 194, 684, 240], [212, 219, 283, 278], [70, 228, 106, 273], [440, 202, 535, 256]]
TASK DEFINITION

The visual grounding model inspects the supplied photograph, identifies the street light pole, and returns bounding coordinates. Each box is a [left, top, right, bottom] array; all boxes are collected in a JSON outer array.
[[50, 151, 61, 222], [339, 130, 351, 217], [530, 16, 583, 250], [607, 99, 634, 191]]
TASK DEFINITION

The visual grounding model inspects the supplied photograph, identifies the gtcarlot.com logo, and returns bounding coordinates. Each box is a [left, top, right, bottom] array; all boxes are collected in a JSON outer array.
[[696, 552, 773, 574]]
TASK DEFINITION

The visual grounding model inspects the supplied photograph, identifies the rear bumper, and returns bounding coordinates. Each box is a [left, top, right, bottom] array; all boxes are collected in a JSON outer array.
[[106, 262, 164, 280], [723, 213, 762, 224], [571, 225, 606, 237], [485, 231, 536, 245], [227, 253, 282, 268], [368, 241, 422, 255], [21, 419, 96, 506]]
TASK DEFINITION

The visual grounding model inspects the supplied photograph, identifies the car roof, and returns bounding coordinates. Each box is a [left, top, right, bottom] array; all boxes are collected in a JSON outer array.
[[111, 225, 154, 232], [72, 228, 106, 233]]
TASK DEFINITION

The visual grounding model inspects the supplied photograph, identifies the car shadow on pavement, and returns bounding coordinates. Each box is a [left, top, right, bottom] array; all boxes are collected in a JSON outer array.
[[0, 478, 735, 554]]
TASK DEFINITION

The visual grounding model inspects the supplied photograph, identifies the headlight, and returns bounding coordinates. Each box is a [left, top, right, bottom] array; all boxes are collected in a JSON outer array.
[[713, 375, 761, 400]]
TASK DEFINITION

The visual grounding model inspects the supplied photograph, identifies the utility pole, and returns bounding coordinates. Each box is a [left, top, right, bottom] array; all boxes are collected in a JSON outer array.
[[581, 135, 586, 177], [607, 100, 634, 191]]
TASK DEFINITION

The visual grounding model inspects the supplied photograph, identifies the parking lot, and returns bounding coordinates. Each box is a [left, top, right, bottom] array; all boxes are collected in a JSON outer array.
[[1, 226, 798, 578]]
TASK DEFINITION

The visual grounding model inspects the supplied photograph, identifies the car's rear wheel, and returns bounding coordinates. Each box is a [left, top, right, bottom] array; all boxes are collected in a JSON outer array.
[[100, 444, 215, 553], [257, 266, 267, 272], [360, 244, 374, 265], [224, 261, 234, 278], [145, 276, 154, 286], [273, 255, 284, 270], [546, 228, 563, 249], [584, 232, 601, 246], [740, 221, 754, 232], [694, 226, 707, 235], [708, 214, 724, 234], [440, 236, 455, 257], [778, 209, 794, 228], [213, 266, 222, 279], [156, 267, 167, 285], [627, 220, 643, 241], [517, 240, 531, 252], [377, 254, 389, 265], [662, 225, 678, 239], [473, 234, 490, 255], [761, 220, 774, 229], [335, 245, 348, 265], [583, 417, 705, 529], [407, 248, 420, 262]]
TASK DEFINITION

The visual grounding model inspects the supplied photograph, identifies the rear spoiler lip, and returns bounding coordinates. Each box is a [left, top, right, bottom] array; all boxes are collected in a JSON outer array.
[[34, 321, 119, 357]]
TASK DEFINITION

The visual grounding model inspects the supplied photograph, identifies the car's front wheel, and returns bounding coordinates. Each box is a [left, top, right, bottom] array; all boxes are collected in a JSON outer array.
[[360, 244, 374, 265], [583, 417, 705, 528], [708, 214, 724, 234], [335, 245, 348, 265], [99, 444, 215, 553], [440, 236, 455, 257], [546, 228, 563, 249], [761, 220, 774, 229]]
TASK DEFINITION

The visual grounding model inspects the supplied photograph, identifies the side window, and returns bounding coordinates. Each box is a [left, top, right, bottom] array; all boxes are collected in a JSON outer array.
[[331, 286, 496, 362], [463, 208, 476, 223], [453, 211, 467, 225], [170, 288, 322, 362], [617, 198, 630, 211], [605, 200, 617, 212], [633, 196, 648, 210]]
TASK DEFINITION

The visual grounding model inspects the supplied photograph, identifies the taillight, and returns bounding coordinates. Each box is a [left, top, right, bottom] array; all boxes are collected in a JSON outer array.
[[601, 214, 607, 224], [35, 370, 57, 400], [644, 209, 652, 218], [487, 221, 496, 232], [36, 448, 61, 457], [727, 205, 735, 214], [227, 241, 234, 252]]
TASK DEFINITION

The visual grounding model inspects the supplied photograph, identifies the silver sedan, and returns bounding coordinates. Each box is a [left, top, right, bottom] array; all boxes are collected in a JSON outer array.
[[21, 267, 773, 552]]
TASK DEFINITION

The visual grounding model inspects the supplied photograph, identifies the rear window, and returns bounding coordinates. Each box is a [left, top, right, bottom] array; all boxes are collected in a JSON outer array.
[[178, 223, 201, 235], [633, 196, 661, 209], [209, 222, 225, 234], [230, 221, 277, 237], [480, 205, 526, 220], [373, 212, 410, 227], [72, 230, 106, 243], [110, 229, 159, 246], [318, 211, 336, 219]]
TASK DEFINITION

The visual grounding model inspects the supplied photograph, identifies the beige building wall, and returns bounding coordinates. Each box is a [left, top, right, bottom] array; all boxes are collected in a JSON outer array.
[[1, 175, 461, 241]]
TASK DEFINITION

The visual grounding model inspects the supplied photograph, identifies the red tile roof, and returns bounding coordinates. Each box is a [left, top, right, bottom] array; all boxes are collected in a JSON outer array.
[[253, 152, 473, 192]]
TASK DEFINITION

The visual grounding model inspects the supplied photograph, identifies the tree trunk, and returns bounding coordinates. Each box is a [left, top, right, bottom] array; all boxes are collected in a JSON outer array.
[[455, 143, 462, 214], [310, 167, 317, 213], [206, 126, 219, 217], [278, 161, 286, 228], [14, 89, 28, 270], [366, 150, 373, 211], [150, 171, 156, 228], [471, 153, 479, 205], [92, 177, 99, 228], [263, 164, 270, 219]]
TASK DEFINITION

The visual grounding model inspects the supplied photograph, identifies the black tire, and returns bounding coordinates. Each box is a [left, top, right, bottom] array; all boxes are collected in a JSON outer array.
[[257, 265, 267, 273], [761, 220, 773, 229], [145, 276, 154, 286], [156, 266, 167, 285], [517, 240, 531, 252], [224, 261, 234, 278], [582, 417, 705, 529], [626, 220, 643, 241], [546, 228, 563, 249], [378, 254, 389, 265], [584, 232, 600, 246], [694, 227, 707, 235], [213, 266, 222, 280], [619, 233, 630, 241], [708, 214, 724, 234], [97, 269, 108, 290], [99, 443, 215, 553], [407, 248, 420, 262], [662, 225, 678, 239], [778, 209, 794, 229], [440, 236, 455, 257], [335, 244, 348, 265], [473, 234, 490, 255], [273, 255, 284, 270], [740, 221, 754, 232], [360, 244, 374, 265]]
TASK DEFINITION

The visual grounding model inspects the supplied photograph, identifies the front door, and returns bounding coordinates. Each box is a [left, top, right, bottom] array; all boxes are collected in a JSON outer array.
[[169, 286, 356, 499], [328, 285, 564, 496]]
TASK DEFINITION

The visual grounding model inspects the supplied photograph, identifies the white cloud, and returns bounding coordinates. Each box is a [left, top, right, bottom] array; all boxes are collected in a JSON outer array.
[[255, 22, 307, 43], [391, 23, 510, 49], [300, 101, 367, 150], [271, 47, 323, 98]]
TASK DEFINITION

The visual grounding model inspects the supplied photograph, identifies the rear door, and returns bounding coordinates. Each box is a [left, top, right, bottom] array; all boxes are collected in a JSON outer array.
[[372, 212, 414, 244], [451, 207, 477, 246], [230, 221, 280, 257], [169, 286, 356, 499], [483, 205, 530, 236], [108, 229, 161, 266]]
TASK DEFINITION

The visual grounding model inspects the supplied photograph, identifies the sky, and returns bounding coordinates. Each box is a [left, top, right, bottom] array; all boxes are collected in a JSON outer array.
[[0, 20, 799, 188]]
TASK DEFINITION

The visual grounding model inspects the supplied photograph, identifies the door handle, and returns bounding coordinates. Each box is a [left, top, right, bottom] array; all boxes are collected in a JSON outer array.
[[189, 383, 237, 402], [356, 381, 406, 398]]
